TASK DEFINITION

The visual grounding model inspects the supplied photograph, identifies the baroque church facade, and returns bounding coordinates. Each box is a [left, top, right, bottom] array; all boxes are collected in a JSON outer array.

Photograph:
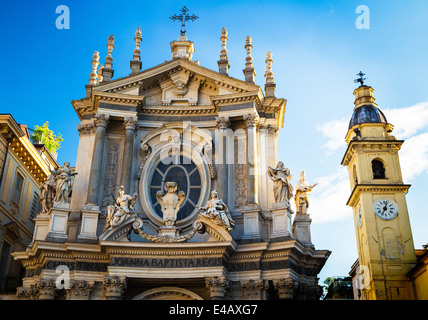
[[11, 25, 331, 300]]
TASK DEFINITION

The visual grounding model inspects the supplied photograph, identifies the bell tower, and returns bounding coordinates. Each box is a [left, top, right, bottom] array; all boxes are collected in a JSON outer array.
[[341, 74, 417, 300]]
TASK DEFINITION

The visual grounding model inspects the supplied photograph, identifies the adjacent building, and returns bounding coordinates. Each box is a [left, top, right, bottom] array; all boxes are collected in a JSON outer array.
[[0, 114, 58, 294]]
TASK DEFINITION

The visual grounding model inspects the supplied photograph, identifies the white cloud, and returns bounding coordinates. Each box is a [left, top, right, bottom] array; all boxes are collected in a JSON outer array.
[[305, 167, 353, 224], [316, 118, 348, 154], [399, 132, 428, 182], [384, 102, 428, 139]]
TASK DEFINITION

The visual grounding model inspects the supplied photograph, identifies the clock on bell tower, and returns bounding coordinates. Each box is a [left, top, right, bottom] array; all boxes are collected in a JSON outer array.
[[341, 74, 417, 300]]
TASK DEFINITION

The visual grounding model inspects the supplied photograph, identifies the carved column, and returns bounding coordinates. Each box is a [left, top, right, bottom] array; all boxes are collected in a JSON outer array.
[[215, 116, 230, 205], [273, 278, 296, 300], [103, 275, 127, 300], [37, 279, 57, 300], [205, 276, 229, 300], [120, 116, 138, 193], [66, 280, 95, 300], [86, 113, 109, 208], [243, 114, 259, 205]]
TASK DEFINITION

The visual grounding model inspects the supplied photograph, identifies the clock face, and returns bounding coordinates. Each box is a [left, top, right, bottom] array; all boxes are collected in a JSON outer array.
[[357, 204, 362, 228], [373, 198, 398, 220]]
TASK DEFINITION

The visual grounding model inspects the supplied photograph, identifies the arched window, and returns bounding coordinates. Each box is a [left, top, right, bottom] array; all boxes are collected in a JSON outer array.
[[372, 159, 385, 179]]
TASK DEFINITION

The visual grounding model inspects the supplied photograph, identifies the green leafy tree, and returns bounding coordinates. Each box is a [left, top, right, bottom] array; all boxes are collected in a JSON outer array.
[[31, 122, 63, 154]]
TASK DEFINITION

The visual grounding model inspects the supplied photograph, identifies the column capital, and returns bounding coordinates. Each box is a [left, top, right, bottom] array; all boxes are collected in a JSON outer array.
[[103, 275, 127, 300], [124, 116, 138, 131], [66, 280, 95, 300], [77, 122, 96, 136], [273, 278, 297, 300], [16, 284, 38, 300], [215, 116, 231, 130], [205, 276, 230, 300], [94, 113, 110, 128], [240, 279, 268, 299], [36, 279, 57, 300], [243, 113, 259, 128]]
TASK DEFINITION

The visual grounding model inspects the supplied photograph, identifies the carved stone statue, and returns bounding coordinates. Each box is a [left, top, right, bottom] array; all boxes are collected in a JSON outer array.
[[294, 171, 318, 215], [156, 182, 185, 227], [53, 162, 77, 204], [267, 161, 293, 203], [104, 186, 138, 230], [197, 190, 235, 232], [40, 173, 56, 213]]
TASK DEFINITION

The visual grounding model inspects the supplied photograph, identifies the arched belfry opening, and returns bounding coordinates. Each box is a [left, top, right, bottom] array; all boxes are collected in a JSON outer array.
[[371, 159, 385, 179]]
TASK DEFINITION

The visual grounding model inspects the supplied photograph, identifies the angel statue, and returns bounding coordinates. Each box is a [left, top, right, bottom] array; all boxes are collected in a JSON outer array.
[[267, 161, 293, 203], [197, 190, 235, 232], [104, 186, 138, 231], [294, 171, 318, 215], [156, 182, 185, 227]]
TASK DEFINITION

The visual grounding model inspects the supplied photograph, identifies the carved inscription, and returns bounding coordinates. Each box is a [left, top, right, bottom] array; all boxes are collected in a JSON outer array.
[[110, 257, 222, 268]]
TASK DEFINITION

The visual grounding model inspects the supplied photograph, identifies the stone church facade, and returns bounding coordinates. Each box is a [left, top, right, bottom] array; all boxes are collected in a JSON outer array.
[[11, 26, 330, 300]]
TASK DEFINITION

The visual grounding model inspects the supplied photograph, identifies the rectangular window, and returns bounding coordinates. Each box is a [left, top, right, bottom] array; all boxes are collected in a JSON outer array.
[[12, 172, 24, 204], [30, 192, 40, 220]]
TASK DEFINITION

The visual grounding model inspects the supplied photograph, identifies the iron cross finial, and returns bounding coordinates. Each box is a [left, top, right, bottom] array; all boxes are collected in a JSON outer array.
[[354, 71, 367, 86], [169, 6, 199, 36]]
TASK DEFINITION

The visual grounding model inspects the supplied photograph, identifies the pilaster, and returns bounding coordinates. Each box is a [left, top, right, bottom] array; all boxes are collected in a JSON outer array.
[[120, 116, 138, 193], [85, 113, 109, 210]]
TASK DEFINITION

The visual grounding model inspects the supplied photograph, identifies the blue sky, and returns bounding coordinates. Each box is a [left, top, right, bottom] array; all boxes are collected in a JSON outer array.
[[1, 0, 428, 284]]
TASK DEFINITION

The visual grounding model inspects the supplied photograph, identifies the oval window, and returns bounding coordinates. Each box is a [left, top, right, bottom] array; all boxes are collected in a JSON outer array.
[[149, 156, 202, 221]]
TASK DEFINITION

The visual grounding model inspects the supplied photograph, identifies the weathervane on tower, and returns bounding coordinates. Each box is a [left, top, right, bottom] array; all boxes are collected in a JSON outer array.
[[169, 6, 199, 37], [354, 71, 367, 87]]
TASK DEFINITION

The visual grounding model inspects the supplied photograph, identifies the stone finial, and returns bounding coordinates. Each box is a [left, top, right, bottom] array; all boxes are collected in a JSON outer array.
[[218, 27, 230, 75], [264, 51, 274, 83], [97, 65, 104, 83], [130, 27, 142, 74], [264, 51, 276, 97], [245, 36, 253, 68], [102, 34, 115, 82], [243, 36, 256, 83], [88, 51, 100, 85]]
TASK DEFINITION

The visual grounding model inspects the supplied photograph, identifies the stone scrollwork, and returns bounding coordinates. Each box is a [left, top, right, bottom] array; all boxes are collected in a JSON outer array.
[[137, 143, 152, 179]]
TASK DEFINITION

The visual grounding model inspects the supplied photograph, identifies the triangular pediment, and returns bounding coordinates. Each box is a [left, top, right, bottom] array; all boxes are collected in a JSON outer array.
[[93, 58, 262, 103]]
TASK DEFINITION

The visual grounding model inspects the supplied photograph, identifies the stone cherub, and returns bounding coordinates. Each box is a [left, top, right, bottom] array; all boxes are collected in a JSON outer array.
[[294, 171, 318, 215], [197, 190, 235, 232], [156, 182, 185, 227], [267, 161, 293, 203], [104, 186, 138, 230]]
